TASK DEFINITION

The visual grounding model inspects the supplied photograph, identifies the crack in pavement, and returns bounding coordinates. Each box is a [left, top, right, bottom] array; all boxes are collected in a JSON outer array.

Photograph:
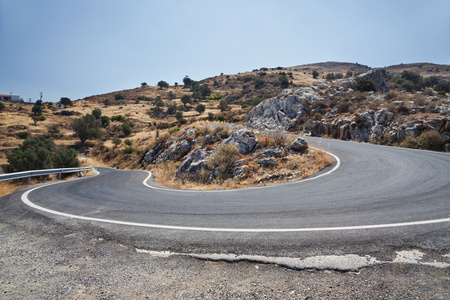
[[136, 249, 450, 272]]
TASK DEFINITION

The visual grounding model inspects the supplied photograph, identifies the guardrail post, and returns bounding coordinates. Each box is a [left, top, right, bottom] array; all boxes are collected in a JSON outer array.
[[58, 171, 62, 180], [28, 176, 31, 185], [78, 171, 83, 177]]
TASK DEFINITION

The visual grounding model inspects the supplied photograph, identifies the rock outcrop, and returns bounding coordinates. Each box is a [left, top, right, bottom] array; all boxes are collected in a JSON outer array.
[[357, 70, 390, 94], [223, 129, 257, 154]]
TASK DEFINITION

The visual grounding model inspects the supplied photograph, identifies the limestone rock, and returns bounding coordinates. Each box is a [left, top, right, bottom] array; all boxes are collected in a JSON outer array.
[[357, 70, 390, 94], [223, 129, 257, 154], [289, 137, 308, 153], [259, 157, 277, 168]]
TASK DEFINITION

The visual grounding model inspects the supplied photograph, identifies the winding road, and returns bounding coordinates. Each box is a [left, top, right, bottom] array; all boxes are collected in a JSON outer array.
[[8, 137, 450, 256]]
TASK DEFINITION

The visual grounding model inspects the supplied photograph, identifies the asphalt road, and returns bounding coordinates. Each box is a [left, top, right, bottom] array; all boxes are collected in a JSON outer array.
[[5, 137, 450, 258]]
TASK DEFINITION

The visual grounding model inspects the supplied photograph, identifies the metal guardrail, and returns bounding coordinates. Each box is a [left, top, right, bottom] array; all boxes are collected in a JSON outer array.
[[0, 166, 93, 183]]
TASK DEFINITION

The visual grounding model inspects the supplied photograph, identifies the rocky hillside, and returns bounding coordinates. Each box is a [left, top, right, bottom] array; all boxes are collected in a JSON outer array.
[[244, 71, 450, 150]]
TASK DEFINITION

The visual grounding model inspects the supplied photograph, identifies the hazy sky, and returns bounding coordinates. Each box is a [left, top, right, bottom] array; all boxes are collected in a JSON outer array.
[[1, 0, 449, 102]]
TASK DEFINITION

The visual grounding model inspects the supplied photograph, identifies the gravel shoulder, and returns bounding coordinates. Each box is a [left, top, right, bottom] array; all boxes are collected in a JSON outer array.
[[1, 204, 449, 299]]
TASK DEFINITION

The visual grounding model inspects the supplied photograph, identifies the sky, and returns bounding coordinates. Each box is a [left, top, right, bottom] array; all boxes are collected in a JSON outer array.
[[1, 0, 449, 103]]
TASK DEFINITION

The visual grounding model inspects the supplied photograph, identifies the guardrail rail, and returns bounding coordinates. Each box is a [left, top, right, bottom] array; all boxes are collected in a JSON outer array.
[[0, 166, 93, 184]]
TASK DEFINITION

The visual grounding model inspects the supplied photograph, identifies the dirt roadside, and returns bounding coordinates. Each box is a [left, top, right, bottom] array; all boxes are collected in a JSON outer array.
[[1, 216, 448, 299]]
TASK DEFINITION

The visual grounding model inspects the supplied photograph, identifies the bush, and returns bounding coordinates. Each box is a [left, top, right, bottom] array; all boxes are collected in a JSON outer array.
[[100, 116, 110, 127], [218, 99, 230, 112], [60, 97, 73, 106], [353, 77, 377, 92], [17, 131, 30, 139], [124, 139, 132, 146], [115, 94, 124, 100], [206, 144, 239, 176], [48, 124, 60, 135], [103, 99, 112, 106], [254, 78, 265, 89], [167, 104, 177, 114], [112, 137, 121, 148], [0, 102, 5, 111], [60, 110, 74, 116], [121, 121, 132, 136], [279, 76, 289, 88], [400, 130, 447, 151], [195, 104, 206, 115], [123, 146, 138, 154], [71, 114, 102, 144], [216, 115, 225, 122], [111, 115, 125, 122], [92, 108, 102, 119], [31, 115, 46, 125], [336, 101, 352, 113], [312, 70, 319, 79], [2, 136, 79, 173], [214, 126, 232, 139], [32, 104, 43, 115]]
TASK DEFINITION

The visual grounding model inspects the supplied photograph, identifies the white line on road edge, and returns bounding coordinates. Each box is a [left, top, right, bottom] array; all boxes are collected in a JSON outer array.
[[142, 149, 341, 192], [21, 182, 450, 232]]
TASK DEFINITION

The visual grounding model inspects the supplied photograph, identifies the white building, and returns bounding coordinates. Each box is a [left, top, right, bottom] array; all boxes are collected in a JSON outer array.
[[0, 94, 24, 102]]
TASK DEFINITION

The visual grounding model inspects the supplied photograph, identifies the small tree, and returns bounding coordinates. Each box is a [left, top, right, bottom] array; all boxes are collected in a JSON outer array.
[[121, 121, 132, 136], [60, 97, 73, 106], [195, 104, 206, 115], [48, 124, 60, 135], [312, 70, 319, 79], [157, 80, 169, 90], [218, 99, 230, 112], [141, 82, 148, 87], [71, 113, 102, 144], [100, 116, 110, 127], [167, 104, 177, 115], [92, 108, 102, 119], [112, 137, 121, 149], [103, 99, 112, 106], [154, 97, 165, 111], [32, 104, 43, 115], [0, 102, 5, 111], [181, 94, 193, 108], [175, 111, 183, 121], [354, 77, 377, 92], [168, 91, 176, 99], [124, 139, 133, 146], [174, 82, 178, 88], [31, 115, 46, 126], [279, 76, 289, 88], [115, 93, 124, 100], [183, 76, 192, 87]]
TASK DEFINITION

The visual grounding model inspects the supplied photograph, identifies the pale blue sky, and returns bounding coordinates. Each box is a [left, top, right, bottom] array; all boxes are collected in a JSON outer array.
[[1, 0, 449, 102]]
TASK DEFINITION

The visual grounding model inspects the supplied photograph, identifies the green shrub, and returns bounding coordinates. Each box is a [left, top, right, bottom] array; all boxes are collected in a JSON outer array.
[[92, 108, 102, 119], [214, 126, 232, 139], [17, 131, 30, 139], [123, 146, 138, 154], [111, 115, 125, 122], [399, 130, 447, 151], [2, 136, 79, 173], [0, 102, 5, 111], [121, 122, 132, 136], [60, 110, 74, 116], [103, 99, 112, 106], [218, 99, 230, 112], [115, 94, 124, 100], [124, 139, 132, 146], [71, 114, 102, 144], [100, 116, 110, 127], [48, 124, 60, 135], [353, 77, 377, 92], [112, 137, 121, 148], [60, 97, 73, 106]]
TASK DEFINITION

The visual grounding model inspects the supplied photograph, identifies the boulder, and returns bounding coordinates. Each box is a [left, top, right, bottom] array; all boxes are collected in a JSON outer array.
[[289, 137, 308, 153], [224, 129, 257, 154], [259, 157, 277, 168], [257, 147, 285, 158], [176, 149, 207, 176], [357, 70, 390, 94]]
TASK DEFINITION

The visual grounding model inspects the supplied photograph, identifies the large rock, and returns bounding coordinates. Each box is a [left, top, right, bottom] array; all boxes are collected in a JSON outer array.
[[176, 149, 207, 176], [357, 70, 390, 94], [289, 137, 308, 153], [223, 129, 257, 154]]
